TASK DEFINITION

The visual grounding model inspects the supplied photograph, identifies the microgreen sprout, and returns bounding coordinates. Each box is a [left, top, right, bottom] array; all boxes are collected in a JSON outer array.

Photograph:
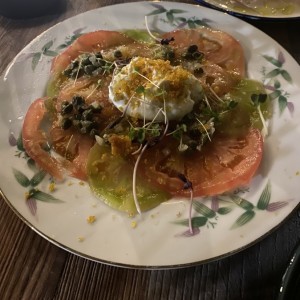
[[178, 173, 194, 234], [86, 79, 102, 99], [132, 142, 149, 215], [145, 15, 175, 46], [195, 117, 212, 142], [251, 93, 268, 137], [208, 86, 224, 104], [133, 67, 160, 89]]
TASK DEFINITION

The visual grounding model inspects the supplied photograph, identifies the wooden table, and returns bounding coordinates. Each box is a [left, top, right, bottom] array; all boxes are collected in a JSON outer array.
[[1, 1, 300, 299]]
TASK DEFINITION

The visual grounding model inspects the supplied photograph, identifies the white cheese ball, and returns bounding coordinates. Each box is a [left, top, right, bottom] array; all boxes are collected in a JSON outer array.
[[108, 57, 203, 121]]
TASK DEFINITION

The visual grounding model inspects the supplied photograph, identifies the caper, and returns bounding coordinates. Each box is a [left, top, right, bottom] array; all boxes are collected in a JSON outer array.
[[72, 119, 82, 128], [81, 56, 91, 66], [72, 96, 85, 108], [163, 49, 175, 61], [70, 68, 84, 79], [187, 44, 198, 53], [80, 127, 88, 134], [182, 52, 193, 60], [70, 60, 79, 69], [84, 65, 96, 75], [194, 67, 204, 76], [82, 109, 93, 121], [95, 52, 103, 59], [89, 55, 102, 67], [63, 68, 72, 77], [114, 50, 122, 59], [61, 102, 73, 115], [61, 118, 73, 130], [192, 51, 203, 60], [89, 128, 99, 137]]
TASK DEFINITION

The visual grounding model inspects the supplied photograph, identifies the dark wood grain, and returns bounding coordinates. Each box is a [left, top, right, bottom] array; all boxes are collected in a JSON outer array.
[[1, 1, 300, 299]]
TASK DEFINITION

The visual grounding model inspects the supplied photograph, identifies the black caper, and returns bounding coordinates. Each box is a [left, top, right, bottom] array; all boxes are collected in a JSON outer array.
[[70, 68, 84, 79], [114, 50, 122, 59], [84, 65, 96, 75], [72, 119, 82, 128], [89, 54, 102, 67], [182, 52, 193, 60], [61, 118, 73, 130], [192, 51, 204, 60], [80, 127, 88, 134], [63, 68, 73, 77], [74, 114, 82, 120], [164, 49, 175, 61], [194, 67, 204, 76], [61, 102, 73, 115], [81, 56, 92, 66], [72, 96, 85, 108], [95, 52, 103, 59], [70, 60, 79, 69], [89, 128, 99, 137], [187, 44, 198, 53], [90, 121, 99, 130], [82, 109, 93, 121]]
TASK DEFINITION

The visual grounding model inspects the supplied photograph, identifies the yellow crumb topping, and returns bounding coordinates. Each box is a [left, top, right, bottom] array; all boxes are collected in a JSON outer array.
[[131, 221, 137, 228], [48, 182, 56, 192], [112, 57, 195, 106], [87, 215, 96, 224]]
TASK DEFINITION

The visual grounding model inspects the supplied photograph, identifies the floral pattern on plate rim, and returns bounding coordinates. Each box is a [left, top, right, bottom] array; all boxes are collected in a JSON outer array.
[[8, 3, 295, 236]]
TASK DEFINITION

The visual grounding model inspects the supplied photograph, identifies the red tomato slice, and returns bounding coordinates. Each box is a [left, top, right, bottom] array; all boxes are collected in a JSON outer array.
[[139, 128, 263, 197], [162, 27, 245, 76], [50, 126, 94, 180], [51, 30, 135, 75]]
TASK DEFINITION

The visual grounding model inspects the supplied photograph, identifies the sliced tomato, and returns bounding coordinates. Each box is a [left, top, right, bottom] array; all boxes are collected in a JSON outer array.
[[139, 128, 263, 197], [51, 30, 135, 75], [50, 126, 94, 180], [162, 27, 245, 76]]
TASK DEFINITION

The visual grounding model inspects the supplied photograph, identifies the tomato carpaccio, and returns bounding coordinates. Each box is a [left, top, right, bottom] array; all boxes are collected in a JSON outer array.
[[22, 27, 266, 206], [139, 128, 263, 197]]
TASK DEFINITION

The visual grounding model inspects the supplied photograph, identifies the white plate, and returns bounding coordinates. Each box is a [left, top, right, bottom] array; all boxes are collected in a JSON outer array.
[[0, 1, 300, 268], [196, 0, 300, 19]]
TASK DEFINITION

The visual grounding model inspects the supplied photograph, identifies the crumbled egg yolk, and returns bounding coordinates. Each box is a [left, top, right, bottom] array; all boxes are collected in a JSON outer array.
[[131, 221, 137, 228], [109, 57, 203, 121], [87, 215, 96, 224]]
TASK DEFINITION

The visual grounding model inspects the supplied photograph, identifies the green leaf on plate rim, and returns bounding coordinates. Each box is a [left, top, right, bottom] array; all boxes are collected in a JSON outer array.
[[13, 168, 30, 187], [231, 210, 255, 229], [30, 170, 47, 187], [262, 55, 283, 68], [31, 190, 64, 203], [280, 70, 292, 83], [32, 52, 41, 71], [42, 40, 54, 52], [265, 68, 281, 78], [230, 195, 254, 211], [269, 90, 281, 100], [193, 201, 216, 218], [173, 216, 208, 228], [16, 133, 24, 151], [278, 95, 288, 114], [257, 181, 271, 210], [217, 206, 233, 215]]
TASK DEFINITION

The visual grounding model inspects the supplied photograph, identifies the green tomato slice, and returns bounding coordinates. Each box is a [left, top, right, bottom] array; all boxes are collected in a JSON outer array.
[[87, 143, 172, 215]]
